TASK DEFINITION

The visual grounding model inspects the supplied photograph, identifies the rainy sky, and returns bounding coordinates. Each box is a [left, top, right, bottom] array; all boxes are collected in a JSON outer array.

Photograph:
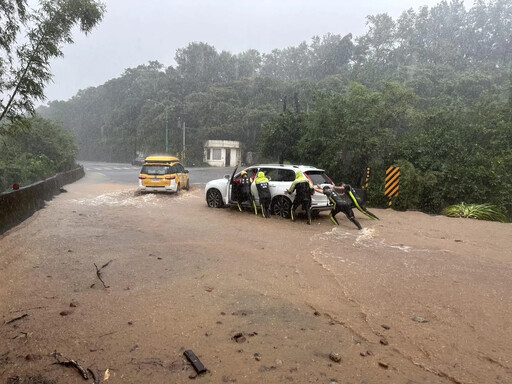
[[43, 0, 465, 103]]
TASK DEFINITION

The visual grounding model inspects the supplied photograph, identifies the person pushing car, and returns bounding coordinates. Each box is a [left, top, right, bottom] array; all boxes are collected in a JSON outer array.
[[314, 184, 362, 229], [285, 170, 314, 225], [254, 171, 272, 218]]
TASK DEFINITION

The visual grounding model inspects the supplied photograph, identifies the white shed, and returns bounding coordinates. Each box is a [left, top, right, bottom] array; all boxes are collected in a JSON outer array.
[[203, 140, 241, 167]]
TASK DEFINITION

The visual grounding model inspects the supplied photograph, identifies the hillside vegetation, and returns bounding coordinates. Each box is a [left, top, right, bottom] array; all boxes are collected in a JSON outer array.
[[38, 0, 512, 217]]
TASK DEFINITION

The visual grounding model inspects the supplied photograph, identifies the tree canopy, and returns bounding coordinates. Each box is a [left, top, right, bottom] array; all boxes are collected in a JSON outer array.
[[37, 0, 512, 217]]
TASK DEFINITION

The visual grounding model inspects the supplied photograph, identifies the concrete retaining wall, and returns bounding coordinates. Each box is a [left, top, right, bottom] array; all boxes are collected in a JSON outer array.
[[0, 167, 85, 235]]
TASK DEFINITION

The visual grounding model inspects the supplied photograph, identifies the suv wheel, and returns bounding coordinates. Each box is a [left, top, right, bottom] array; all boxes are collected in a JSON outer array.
[[206, 189, 224, 208], [271, 196, 291, 218]]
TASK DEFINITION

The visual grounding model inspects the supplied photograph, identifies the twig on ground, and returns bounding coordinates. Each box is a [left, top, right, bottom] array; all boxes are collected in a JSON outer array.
[[93, 260, 113, 289], [5, 314, 28, 324], [51, 351, 88, 380], [87, 368, 100, 384]]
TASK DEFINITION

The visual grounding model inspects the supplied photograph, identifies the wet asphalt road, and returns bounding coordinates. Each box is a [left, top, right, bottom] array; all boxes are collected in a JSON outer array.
[[79, 161, 236, 186]]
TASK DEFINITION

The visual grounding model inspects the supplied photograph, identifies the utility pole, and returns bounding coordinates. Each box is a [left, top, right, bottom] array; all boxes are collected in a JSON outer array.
[[182, 121, 186, 163], [165, 107, 169, 154]]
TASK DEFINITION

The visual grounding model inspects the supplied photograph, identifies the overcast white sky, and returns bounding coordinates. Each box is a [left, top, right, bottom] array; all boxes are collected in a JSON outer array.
[[42, 0, 464, 103]]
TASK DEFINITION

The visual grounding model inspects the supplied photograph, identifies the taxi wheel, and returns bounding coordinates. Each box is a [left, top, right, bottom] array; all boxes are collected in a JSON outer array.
[[176, 183, 181, 195], [184, 179, 190, 190]]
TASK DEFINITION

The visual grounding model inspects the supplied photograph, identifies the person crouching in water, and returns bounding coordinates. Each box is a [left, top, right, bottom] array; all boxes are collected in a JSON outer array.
[[254, 171, 271, 218], [285, 171, 314, 225], [315, 184, 362, 230]]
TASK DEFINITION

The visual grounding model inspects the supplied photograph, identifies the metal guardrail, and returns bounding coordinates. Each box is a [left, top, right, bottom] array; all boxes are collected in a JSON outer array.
[[0, 166, 85, 235]]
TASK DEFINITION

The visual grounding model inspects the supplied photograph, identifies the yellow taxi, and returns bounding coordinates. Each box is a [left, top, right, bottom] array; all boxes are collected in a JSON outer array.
[[138, 156, 190, 193]]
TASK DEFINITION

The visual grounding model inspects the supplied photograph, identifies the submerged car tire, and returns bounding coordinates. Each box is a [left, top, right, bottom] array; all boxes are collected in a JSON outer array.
[[271, 196, 292, 218], [206, 189, 224, 208]]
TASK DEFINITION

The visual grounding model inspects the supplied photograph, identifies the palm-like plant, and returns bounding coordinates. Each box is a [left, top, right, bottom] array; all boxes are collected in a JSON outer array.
[[442, 203, 509, 223]]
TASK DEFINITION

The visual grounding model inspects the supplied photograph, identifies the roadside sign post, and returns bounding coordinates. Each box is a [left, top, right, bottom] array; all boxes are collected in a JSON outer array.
[[385, 166, 400, 207]]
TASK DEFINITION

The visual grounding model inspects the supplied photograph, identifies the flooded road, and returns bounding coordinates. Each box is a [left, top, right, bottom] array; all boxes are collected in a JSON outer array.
[[1, 177, 511, 383]]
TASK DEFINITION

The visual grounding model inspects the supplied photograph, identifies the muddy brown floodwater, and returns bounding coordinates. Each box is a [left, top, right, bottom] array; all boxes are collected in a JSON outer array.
[[0, 181, 511, 384]]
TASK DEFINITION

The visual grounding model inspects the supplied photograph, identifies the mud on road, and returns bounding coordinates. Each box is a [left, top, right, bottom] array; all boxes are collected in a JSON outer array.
[[1, 182, 511, 383]]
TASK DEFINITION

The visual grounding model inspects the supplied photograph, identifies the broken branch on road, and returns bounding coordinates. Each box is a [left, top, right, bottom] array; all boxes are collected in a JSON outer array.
[[5, 314, 28, 325], [51, 351, 89, 380], [93, 260, 113, 289]]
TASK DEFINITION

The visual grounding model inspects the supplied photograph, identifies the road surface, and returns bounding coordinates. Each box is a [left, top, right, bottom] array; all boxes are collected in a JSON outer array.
[[0, 167, 511, 384]]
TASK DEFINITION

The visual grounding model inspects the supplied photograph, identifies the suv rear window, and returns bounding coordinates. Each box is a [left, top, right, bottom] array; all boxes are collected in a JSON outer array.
[[141, 165, 175, 175], [304, 170, 331, 185]]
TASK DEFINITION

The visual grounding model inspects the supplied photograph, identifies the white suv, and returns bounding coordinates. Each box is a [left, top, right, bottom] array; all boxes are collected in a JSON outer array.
[[204, 164, 335, 217]]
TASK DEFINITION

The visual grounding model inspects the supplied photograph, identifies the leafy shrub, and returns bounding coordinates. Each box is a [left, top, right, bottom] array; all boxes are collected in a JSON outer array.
[[442, 203, 508, 223]]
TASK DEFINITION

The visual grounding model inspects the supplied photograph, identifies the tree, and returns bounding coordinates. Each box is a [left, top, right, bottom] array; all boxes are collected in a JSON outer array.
[[0, 0, 105, 130]]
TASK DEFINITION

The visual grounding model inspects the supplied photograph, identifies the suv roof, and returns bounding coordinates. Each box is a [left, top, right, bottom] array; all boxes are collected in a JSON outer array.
[[247, 164, 325, 172]]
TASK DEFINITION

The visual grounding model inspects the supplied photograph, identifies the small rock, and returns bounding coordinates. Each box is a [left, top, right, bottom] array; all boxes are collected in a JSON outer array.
[[157, 257, 162, 260], [380, 339, 389, 346], [205, 331, 211, 336], [329, 352, 342, 363], [412, 316, 429, 323], [59, 310, 73, 316], [275, 359, 283, 366], [220, 312, 226, 316], [128, 321, 133, 325], [378, 362, 389, 369], [189, 371, 198, 379], [69, 302, 77, 308], [381, 324, 390, 330], [25, 354, 37, 361], [454, 239, 463, 242], [216, 321, 223, 324], [254, 353, 261, 361], [233, 332, 246, 343], [67, 249, 73, 253], [313, 311, 321, 316]]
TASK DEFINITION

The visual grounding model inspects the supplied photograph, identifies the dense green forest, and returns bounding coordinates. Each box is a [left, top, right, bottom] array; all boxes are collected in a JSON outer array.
[[37, 0, 512, 216]]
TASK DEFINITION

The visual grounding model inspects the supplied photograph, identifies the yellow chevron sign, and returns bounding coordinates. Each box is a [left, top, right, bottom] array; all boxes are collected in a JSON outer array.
[[385, 166, 400, 205]]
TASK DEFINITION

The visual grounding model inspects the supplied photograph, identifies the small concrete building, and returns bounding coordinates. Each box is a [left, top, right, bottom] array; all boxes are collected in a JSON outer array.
[[204, 140, 241, 167]]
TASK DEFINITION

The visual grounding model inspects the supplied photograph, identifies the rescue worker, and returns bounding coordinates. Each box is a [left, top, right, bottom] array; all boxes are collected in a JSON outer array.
[[254, 171, 272, 218], [314, 184, 362, 230], [285, 170, 314, 225], [235, 171, 257, 214]]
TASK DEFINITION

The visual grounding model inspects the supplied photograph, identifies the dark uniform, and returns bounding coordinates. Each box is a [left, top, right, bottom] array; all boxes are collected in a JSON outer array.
[[287, 171, 314, 225], [236, 175, 256, 213], [255, 172, 271, 218], [323, 186, 362, 229]]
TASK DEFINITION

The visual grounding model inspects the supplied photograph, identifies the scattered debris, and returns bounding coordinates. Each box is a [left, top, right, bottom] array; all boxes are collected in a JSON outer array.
[[11, 331, 29, 340], [232, 333, 246, 343], [412, 316, 429, 323], [70, 302, 78, 308], [7, 375, 56, 384], [129, 345, 139, 352], [94, 260, 113, 289], [5, 314, 28, 324], [254, 353, 261, 361], [52, 352, 88, 380], [184, 350, 207, 374], [60, 310, 73, 316], [381, 324, 390, 330], [378, 362, 389, 369], [329, 352, 342, 363], [87, 368, 100, 384], [104, 369, 110, 381], [380, 338, 389, 346], [360, 350, 372, 357]]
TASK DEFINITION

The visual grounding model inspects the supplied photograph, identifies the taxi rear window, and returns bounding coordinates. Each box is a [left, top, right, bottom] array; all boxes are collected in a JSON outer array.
[[141, 165, 177, 175]]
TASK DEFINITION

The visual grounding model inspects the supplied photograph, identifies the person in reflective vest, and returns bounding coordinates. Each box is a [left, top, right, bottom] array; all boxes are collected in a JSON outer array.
[[285, 170, 314, 225], [315, 184, 362, 229], [254, 171, 271, 218], [234, 171, 257, 214]]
